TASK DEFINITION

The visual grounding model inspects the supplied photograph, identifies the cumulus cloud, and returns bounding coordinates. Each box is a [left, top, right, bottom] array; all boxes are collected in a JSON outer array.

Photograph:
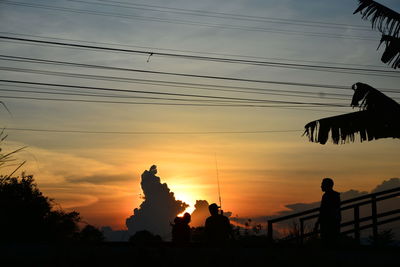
[[125, 165, 189, 238], [372, 178, 400, 193], [190, 200, 210, 227]]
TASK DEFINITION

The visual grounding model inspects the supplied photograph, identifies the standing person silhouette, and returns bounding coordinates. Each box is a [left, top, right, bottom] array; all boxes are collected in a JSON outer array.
[[314, 178, 341, 247], [205, 203, 233, 245], [171, 212, 191, 244]]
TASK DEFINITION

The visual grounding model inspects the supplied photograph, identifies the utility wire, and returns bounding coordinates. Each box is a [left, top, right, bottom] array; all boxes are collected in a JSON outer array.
[[0, 59, 399, 94], [0, 67, 357, 99], [0, 31, 387, 69], [5, 127, 303, 135], [0, 80, 349, 107], [2, 64, 397, 101], [0, 87, 266, 104], [1, 38, 396, 76], [92, 0, 369, 30], [0, 1, 377, 41], [68, 0, 371, 31], [0, 84, 358, 102], [1, 54, 397, 79], [0, 95, 349, 108]]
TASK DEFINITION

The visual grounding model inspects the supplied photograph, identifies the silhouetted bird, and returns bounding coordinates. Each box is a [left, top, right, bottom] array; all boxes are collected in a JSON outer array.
[[314, 178, 341, 247], [205, 203, 233, 244]]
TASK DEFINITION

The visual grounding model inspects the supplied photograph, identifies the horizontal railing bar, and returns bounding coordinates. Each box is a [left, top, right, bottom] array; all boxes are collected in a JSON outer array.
[[296, 215, 400, 240], [341, 192, 400, 211], [340, 209, 400, 228], [298, 209, 400, 237], [299, 193, 400, 222], [269, 187, 400, 224], [341, 215, 400, 235]]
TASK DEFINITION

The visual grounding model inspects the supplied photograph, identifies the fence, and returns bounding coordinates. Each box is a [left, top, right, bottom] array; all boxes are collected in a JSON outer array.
[[267, 186, 400, 244]]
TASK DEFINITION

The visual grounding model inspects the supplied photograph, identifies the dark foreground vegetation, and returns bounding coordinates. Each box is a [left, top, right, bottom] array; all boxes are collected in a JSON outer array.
[[2, 241, 399, 267], [0, 174, 104, 243]]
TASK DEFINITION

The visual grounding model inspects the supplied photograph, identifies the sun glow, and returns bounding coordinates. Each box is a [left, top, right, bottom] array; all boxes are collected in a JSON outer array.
[[174, 191, 197, 216]]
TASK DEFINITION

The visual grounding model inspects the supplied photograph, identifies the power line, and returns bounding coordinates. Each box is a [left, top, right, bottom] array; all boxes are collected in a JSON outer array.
[[1, 37, 396, 77], [0, 31, 387, 69], [4, 127, 303, 135], [0, 1, 377, 41], [91, 0, 368, 30], [0, 84, 346, 113], [1, 59, 399, 94], [0, 76, 361, 101], [0, 85, 352, 102], [0, 80, 349, 107], [68, 0, 371, 31], [0, 87, 262, 104], [0, 95, 349, 108]]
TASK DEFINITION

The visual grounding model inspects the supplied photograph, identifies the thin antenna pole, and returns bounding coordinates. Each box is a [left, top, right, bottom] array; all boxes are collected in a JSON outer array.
[[215, 153, 222, 210]]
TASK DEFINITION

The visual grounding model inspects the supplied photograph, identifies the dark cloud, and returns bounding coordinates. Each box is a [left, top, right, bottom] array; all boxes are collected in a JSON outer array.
[[125, 165, 188, 239]]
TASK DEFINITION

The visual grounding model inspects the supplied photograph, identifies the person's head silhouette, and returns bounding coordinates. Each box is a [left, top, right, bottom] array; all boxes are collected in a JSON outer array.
[[208, 203, 220, 216], [182, 212, 191, 224], [321, 177, 334, 192]]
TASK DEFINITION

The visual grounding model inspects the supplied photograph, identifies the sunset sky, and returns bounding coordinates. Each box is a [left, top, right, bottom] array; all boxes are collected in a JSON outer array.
[[0, 0, 399, 230]]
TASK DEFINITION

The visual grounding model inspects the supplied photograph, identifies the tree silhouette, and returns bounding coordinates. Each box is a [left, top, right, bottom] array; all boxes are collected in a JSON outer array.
[[0, 174, 81, 242], [78, 225, 105, 242], [304, 83, 400, 144], [354, 0, 400, 68]]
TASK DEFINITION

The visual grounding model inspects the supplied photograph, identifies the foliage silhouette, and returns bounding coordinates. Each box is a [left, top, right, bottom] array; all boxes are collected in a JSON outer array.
[[304, 82, 400, 144], [128, 230, 162, 243], [78, 225, 105, 242], [354, 0, 400, 68], [0, 174, 81, 242]]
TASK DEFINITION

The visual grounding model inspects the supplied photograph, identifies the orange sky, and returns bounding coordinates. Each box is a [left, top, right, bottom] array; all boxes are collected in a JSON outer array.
[[4, 131, 399, 230]]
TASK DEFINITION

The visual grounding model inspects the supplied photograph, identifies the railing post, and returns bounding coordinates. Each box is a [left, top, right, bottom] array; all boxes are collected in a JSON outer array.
[[300, 219, 304, 245], [354, 205, 360, 244], [371, 195, 378, 244], [268, 221, 273, 241]]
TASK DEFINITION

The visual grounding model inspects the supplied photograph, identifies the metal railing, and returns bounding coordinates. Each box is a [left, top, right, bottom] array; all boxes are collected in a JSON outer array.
[[267, 186, 400, 243]]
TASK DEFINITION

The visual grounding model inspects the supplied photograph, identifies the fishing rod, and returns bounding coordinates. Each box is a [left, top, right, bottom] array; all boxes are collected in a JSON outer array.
[[215, 153, 223, 215]]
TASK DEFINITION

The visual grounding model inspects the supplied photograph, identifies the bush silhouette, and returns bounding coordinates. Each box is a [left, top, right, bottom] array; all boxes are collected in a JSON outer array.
[[0, 174, 81, 242], [78, 225, 105, 242]]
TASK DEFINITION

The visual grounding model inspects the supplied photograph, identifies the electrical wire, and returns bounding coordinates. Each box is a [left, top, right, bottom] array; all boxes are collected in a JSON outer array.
[[4, 127, 304, 135], [69, 0, 371, 31], [1, 37, 396, 77], [0, 80, 349, 107], [0, 31, 387, 69], [0, 1, 377, 41]]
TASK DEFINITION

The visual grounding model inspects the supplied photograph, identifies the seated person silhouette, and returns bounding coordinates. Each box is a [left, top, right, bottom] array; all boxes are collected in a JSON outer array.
[[314, 178, 341, 246], [205, 203, 233, 244], [171, 212, 191, 244]]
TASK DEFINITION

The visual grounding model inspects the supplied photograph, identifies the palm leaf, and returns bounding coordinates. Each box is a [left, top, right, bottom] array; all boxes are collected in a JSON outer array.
[[354, 0, 400, 37], [304, 83, 400, 144], [378, 35, 400, 69]]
